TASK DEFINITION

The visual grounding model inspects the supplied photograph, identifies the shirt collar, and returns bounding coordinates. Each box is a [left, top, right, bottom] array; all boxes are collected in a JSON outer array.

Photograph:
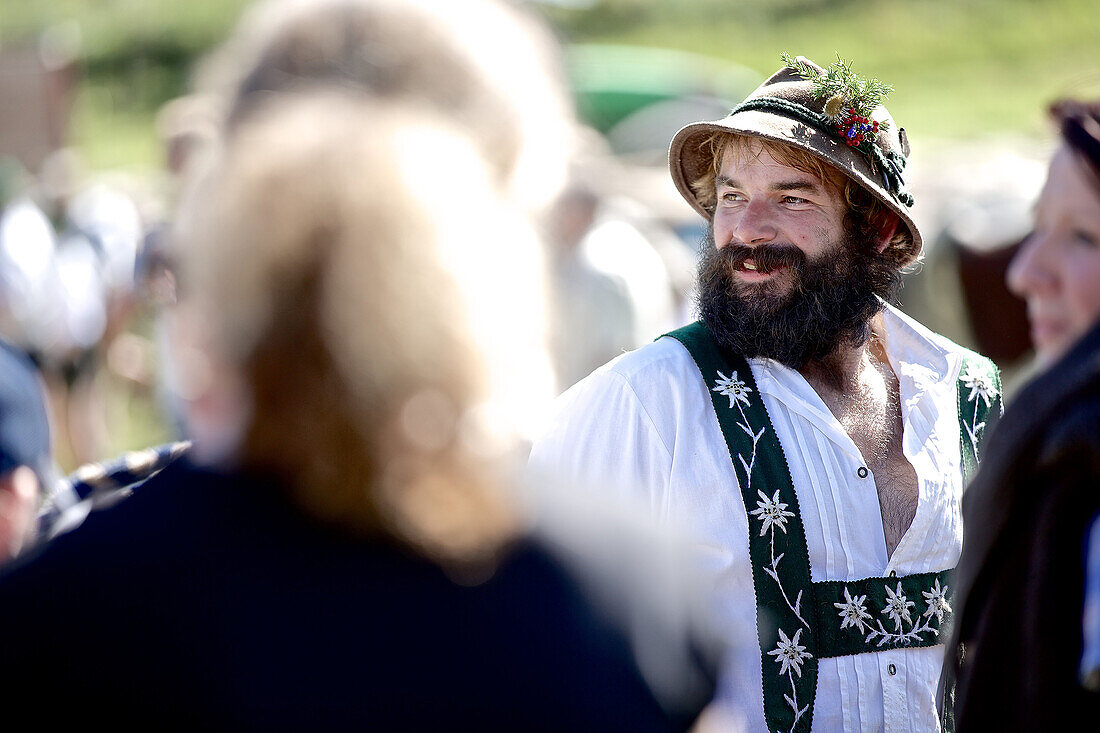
[[878, 303, 961, 396], [748, 303, 961, 428]]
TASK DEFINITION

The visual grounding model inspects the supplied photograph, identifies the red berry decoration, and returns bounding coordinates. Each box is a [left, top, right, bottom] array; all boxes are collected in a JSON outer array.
[[835, 111, 879, 148]]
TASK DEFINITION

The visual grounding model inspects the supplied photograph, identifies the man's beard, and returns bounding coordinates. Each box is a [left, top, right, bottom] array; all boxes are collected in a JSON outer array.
[[695, 224, 901, 369]]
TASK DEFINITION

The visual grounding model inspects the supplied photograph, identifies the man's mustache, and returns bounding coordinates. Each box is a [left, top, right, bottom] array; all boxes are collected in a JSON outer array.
[[716, 243, 806, 274]]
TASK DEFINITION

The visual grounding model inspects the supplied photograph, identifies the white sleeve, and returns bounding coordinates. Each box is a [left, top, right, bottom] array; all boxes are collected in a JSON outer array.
[[528, 367, 673, 516]]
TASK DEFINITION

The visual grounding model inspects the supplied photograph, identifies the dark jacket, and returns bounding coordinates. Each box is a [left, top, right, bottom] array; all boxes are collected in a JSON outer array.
[[948, 320, 1100, 730], [0, 460, 711, 731]]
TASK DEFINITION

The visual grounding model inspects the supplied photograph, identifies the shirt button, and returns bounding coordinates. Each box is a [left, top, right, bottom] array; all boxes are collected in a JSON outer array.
[[857, 466, 869, 479], [888, 664, 897, 676]]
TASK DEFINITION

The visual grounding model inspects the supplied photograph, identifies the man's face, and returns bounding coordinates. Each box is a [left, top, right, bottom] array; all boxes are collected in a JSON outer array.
[[711, 140, 848, 295], [697, 139, 900, 368]]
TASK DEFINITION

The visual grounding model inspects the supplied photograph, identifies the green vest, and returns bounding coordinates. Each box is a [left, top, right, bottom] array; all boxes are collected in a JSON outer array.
[[665, 321, 1001, 733]]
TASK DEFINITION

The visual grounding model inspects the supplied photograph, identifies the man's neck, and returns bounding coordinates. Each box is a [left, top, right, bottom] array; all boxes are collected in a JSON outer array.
[[797, 314, 889, 397]]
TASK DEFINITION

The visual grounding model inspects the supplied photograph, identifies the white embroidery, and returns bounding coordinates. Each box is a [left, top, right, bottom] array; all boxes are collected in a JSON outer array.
[[834, 587, 873, 634], [712, 370, 752, 409], [882, 582, 915, 630], [922, 578, 951, 624], [712, 367, 811, 732], [768, 627, 813, 678], [863, 580, 943, 647], [750, 489, 796, 536], [961, 365, 998, 462], [962, 369, 997, 407], [716, 370, 808, 632], [769, 628, 812, 733]]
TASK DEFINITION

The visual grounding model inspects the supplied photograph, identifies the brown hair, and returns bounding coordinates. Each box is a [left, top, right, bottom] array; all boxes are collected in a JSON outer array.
[[174, 93, 546, 569], [1051, 98, 1100, 194], [689, 131, 913, 268]]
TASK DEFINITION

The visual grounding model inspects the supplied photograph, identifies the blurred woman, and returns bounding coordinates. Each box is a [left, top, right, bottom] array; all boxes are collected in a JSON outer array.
[[0, 90, 716, 730], [0, 2, 727, 727], [947, 99, 1100, 730], [1008, 100, 1100, 366]]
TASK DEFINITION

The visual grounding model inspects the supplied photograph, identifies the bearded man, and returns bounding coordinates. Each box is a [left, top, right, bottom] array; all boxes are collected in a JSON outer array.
[[529, 56, 1001, 732]]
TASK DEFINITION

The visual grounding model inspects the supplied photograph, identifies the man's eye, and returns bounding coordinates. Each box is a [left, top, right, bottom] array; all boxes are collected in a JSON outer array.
[[721, 192, 744, 202], [783, 196, 807, 205]]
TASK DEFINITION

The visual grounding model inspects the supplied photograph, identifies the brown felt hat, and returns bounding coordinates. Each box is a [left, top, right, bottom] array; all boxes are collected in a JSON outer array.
[[669, 56, 922, 264]]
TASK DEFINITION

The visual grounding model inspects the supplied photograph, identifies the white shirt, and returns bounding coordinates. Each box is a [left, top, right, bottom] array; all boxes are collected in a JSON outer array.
[[528, 305, 966, 733]]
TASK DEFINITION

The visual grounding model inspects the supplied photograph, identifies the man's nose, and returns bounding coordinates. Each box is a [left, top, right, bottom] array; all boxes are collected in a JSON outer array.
[[730, 199, 777, 245]]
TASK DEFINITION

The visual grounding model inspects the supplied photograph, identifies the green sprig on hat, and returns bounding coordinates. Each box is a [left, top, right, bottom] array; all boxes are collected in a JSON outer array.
[[781, 52, 893, 127]]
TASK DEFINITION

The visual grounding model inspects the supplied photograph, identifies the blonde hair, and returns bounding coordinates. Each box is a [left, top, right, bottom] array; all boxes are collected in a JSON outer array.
[[689, 132, 913, 267], [174, 92, 554, 568]]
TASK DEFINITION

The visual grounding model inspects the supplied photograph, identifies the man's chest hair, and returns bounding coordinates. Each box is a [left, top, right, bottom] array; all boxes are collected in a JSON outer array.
[[814, 368, 919, 553]]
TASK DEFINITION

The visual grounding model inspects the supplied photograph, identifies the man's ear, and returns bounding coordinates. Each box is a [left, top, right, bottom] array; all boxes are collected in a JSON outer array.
[[874, 212, 901, 253], [0, 466, 39, 563]]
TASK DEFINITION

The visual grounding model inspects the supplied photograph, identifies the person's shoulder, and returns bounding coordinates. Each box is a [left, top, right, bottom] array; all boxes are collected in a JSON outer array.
[[66, 441, 193, 503], [885, 304, 1000, 375], [549, 333, 704, 428], [38, 441, 195, 540], [572, 332, 698, 391], [79, 457, 241, 540], [532, 333, 702, 476], [22, 458, 218, 573], [1036, 373, 1100, 459], [949, 339, 1001, 387]]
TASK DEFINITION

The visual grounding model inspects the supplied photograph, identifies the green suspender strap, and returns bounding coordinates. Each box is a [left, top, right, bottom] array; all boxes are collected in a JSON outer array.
[[956, 351, 1002, 482], [665, 322, 1000, 733], [940, 350, 1002, 733]]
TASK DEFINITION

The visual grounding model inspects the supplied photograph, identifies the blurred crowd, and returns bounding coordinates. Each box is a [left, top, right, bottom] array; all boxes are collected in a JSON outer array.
[[0, 151, 146, 462], [0, 0, 1097, 730]]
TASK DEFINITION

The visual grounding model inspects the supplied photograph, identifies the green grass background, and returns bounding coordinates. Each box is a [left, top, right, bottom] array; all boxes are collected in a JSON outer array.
[[3, 0, 1099, 173], [546, 0, 1100, 140]]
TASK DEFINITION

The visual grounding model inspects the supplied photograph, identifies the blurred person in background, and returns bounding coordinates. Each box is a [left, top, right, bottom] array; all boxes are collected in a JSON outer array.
[[0, 0, 724, 726], [40, 149, 146, 462], [546, 182, 637, 390], [167, 0, 573, 416], [0, 89, 717, 731], [1, 147, 151, 468], [1, 147, 189, 539], [566, 189, 679, 352], [0, 338, 53, 564], [37, 0, 578, 529], [946, 98, 1100, 730], [530, 55, 1002, 732], [543, 168, 687, 392]]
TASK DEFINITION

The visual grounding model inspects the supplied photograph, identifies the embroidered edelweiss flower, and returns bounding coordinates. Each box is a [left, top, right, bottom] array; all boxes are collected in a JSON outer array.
[[961, 369, 998, 408], [767, 627, 813, 678], [834, 587, 873, 634], [712, 370, 752, 409], [882, 582, 915, 631], [749, 489, 796, 536], [922, 578, 952, 624]]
